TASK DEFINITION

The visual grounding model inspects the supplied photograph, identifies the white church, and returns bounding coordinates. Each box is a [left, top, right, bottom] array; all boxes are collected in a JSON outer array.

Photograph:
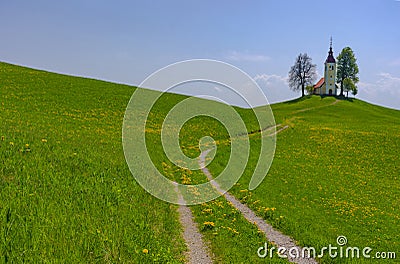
[[313, 40, 338, 96]]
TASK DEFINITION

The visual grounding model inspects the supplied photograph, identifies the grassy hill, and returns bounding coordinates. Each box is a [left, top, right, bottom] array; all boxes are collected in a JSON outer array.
[[229, 96, 400, 262], [0, 62, 187, 263], [1, 62, 399, 263]]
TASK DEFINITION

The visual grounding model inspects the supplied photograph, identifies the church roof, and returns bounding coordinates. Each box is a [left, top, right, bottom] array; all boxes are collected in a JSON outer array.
[[313, 77, 325, 89], [326, 47, 336, 63]]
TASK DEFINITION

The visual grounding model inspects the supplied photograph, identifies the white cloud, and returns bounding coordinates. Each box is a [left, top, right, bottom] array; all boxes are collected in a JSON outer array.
[[358, 72, 400, 110], [253, 73, 300, 104], [377, 73, 400, 89], [226, 51, 270, 62], [254, 74, 288, 84], [389, 58, 400, 66]]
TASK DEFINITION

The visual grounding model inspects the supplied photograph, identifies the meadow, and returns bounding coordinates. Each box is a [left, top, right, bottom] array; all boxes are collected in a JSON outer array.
[[0, 63, 186, 263], [1, 62, 399, 263], [209, 96, 400, 263]]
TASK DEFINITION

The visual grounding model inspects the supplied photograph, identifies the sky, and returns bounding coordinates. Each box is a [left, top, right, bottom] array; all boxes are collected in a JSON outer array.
[[1, 0, 399, 109]]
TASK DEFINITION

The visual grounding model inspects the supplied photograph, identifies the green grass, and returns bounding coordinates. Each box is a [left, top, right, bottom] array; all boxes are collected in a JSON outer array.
[[1, 62, 399, 263], [0, 62, 283, 263], [131, 87, 286, 262], [0, 62, 186, 263], [211, 96, 400, 263]]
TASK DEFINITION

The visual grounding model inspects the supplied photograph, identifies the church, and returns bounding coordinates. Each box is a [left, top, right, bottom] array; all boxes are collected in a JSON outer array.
[[313, 40, 338, 96]]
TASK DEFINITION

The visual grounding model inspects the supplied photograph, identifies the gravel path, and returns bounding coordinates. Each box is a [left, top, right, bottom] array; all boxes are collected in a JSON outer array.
[[176, 123, 316, 263], [174, 185, 213, 264], [198, 125, 318, 264]]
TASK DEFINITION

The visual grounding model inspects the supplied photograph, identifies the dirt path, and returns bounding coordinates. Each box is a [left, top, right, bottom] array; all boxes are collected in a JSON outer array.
[[175, 184, 213, 264], [178, 205, 213, 264], [292, 99, 340, 114], [178, 100, 337, 263], [174, 184, 213, 264], [177, 122, 312, 263], [198, 125, 318, 264]]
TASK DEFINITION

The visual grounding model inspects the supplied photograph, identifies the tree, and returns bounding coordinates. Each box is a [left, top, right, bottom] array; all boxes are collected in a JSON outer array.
[[288, 53, 317, 97], [336, 47, 359, 97], [351, 86, 358, 97], [306, 85, 315, 95], [343, 77, 357, 98]]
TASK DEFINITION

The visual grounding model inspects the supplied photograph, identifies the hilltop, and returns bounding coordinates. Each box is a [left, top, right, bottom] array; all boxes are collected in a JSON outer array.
[[1, 62, 399, 263]]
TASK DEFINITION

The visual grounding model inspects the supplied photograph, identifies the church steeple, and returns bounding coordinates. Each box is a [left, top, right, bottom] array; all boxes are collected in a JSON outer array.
[[326, 37, 336, 63]]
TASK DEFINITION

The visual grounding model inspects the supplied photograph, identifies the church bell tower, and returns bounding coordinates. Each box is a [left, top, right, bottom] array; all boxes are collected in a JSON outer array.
[[324, 37, 337, 95]]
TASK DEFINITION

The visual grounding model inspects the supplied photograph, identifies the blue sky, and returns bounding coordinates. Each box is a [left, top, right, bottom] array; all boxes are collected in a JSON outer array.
[[1, 0, 399, 109]]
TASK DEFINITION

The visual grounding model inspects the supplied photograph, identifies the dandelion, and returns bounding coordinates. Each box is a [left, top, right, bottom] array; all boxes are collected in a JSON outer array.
[[202, 208, 213, 214], [142, 249, 149, 254], [203, 221, 215, 227], [203, 221, 215, 230], [9, 142, 14, 146], [25, 144, 29, 148], [41, 138, 47, 143]]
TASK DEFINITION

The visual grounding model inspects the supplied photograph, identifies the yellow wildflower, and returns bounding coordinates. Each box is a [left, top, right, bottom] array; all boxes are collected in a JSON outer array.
[[142, 249, 149, 254], [203, 221, 215, 227], [202, 208, 213, 214]]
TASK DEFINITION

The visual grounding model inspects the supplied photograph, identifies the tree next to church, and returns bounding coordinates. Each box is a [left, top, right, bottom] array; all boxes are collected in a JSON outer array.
[[288, 53, 317, 97], [336, 47, 359, 97]]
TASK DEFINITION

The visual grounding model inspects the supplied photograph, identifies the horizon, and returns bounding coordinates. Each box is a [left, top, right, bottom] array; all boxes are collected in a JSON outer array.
[[3, 60, 400, 111], [0, 1, 399, 110]]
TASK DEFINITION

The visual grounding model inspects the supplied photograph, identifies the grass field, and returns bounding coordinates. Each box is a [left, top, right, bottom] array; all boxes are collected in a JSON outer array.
[[209, 96, 400, 263], [0, 62, 186, 263], [1, 62, 399, 263]]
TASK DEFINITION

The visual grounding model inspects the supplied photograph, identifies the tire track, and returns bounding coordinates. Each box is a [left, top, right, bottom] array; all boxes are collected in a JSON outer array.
[[198, 125, 318, 264], [174, 185, 213, 264]]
